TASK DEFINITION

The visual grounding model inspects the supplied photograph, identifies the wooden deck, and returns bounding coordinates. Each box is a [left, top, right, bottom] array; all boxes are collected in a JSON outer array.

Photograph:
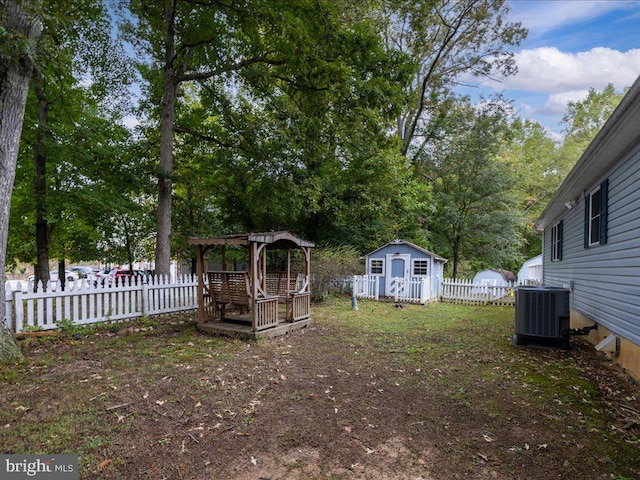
[[197, 316, 312, 340]]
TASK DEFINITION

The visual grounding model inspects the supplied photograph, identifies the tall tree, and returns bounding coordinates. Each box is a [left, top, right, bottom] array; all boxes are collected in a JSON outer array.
[[557, 84, 626, 173], [0, 0, 42, 362], [419, 96, 523, 277], [502, 118, 559, 259], [16, 0, 133, 288], [379, 0, 527, 160], [123, 0, 415, 269]]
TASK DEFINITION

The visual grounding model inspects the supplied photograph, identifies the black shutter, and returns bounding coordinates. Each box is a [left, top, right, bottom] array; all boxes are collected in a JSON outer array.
[[583, 194, 590, 249], [599, 179, 609, 245], [558, 220, 563, 260]]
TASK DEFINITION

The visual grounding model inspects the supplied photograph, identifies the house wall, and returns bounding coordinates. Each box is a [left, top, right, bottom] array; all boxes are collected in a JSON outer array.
[[366, 244, 443, 298], [543, 141, 640, 378]]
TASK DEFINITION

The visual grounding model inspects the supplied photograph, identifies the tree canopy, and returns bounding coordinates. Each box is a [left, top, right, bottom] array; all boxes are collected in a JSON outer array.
[[2, 0, 630, 291]]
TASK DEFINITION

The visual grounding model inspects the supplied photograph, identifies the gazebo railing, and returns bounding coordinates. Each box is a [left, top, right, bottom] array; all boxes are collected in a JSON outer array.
[[254, 296, 279, 330], [289, 292, 310, 321]]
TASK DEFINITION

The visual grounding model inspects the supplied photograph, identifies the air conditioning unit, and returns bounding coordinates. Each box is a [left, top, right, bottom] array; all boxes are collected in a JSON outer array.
[[514, 286, 571, 349]]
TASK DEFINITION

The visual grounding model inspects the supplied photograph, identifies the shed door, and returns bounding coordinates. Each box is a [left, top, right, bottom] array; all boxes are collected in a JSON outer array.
[[386, 254, 410, 296]]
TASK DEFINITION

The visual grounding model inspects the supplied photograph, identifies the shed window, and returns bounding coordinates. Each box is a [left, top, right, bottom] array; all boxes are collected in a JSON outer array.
[[584, 179, 608, 248], [412, 259, 429, 276], [551, 220, 563, 261], [369, 259, 384, 275]]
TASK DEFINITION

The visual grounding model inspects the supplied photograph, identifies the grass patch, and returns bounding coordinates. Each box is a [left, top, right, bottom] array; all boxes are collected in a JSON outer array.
[[0, 300, 638, 479]]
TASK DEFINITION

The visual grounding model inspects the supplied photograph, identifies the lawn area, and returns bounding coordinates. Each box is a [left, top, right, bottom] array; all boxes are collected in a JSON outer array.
[[1, 298, 639, 479]]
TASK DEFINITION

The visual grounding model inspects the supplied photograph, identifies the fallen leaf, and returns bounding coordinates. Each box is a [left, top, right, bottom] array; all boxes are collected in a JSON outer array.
[[15, 405, 28, 411], [156, 400, 166, 405], [98, 459, 112, 469], [344, 426, 352, 433], [195, 401, 202, 408], [537, 444, 548, 450], [250, 456, 257, 466], [483, 434, 494, 442]]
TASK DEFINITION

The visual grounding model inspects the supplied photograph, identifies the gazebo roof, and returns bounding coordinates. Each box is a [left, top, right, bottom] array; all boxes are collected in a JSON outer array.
[[188, 231, 315, 249]]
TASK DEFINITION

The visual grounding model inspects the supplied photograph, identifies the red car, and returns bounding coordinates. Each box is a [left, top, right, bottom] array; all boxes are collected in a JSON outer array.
[[103, 269, 148, 286]]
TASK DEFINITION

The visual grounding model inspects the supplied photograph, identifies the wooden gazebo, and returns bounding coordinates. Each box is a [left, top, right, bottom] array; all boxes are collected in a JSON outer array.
[[189, 231, 314, 338]]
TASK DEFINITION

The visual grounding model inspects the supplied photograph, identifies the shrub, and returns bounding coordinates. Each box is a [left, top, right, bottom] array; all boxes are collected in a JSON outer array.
[[311, 245, 363, 302]]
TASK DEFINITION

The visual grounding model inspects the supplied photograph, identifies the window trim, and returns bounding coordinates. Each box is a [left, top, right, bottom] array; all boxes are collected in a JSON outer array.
[[551, 220, 563, 262], [368, 258, 384, 276], [412, 258, 429, 277], [584, 179, 608, 248]]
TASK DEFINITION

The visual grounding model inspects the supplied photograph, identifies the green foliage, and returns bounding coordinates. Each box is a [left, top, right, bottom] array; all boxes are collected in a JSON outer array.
[[417, 96, 524, 276], [311, 245, 363, 301], [381, 0, 528, 158], [7, 0, 142, 271]]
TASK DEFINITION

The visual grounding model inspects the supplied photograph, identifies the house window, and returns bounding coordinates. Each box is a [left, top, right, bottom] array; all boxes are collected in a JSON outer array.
[[584, 179, 608, 248], [551, 220, 563, 261], [369, 259, 384, 275], [412, 259, 429, 276]]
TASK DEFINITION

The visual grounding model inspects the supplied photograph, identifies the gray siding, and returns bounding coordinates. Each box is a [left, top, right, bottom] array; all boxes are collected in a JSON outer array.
[[543, 141, 640, 344]]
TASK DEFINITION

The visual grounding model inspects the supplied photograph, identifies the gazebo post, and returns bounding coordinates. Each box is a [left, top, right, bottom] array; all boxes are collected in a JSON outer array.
[[287, 248, 291, 294], [196, 244, 205, 324], [250, 241, 258, 331]]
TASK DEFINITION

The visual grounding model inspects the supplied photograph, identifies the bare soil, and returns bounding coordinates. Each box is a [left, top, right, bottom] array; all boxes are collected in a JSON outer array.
[[1, 299, 639, 479]]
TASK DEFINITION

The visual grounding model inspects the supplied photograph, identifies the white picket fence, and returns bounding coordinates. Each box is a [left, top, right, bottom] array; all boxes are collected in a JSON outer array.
[[352, 275, 431, 304], [4, 275, 198, 333], [440, 278, 519, 306]]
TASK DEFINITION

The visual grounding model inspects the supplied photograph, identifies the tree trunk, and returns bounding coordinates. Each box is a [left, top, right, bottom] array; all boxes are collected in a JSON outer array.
[[33, 72, 50, 291], [451, 236, 461, 279], [0, 1, 43, 363], [154, 0, 178, 278]]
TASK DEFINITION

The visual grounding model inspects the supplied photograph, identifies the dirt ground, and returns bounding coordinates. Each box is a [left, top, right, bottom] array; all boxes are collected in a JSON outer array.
[[2, 300, 640, 479]]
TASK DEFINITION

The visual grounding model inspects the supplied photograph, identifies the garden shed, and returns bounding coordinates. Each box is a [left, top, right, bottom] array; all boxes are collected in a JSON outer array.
[[189, 231, 314, 339], [517, 255, 543, 285], [472, 269, 516, 287], [364, 239, 446, 301]]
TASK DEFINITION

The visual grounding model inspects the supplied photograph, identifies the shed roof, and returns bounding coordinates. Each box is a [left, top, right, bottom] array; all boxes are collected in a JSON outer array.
[[365, 239, 447, 263], [188, 231, 315, 249], [475, 268, 516, 282], [535, 74, 640, 231]]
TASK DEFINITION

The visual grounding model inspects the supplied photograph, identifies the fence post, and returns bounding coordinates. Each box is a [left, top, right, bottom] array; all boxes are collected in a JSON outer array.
[[4, 282, 13, 332], [141, 280, 149, 316], [420, 278, 428, 304], [13, 284, 24, 333], [374, 276, 379, 300]]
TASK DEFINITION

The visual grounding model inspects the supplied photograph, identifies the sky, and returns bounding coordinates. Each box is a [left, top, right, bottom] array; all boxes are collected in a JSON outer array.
[[477, 0, 640, 139]]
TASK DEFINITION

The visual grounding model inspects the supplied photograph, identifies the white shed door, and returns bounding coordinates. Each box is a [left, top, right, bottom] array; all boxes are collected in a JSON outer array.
[[386, 254, 410, 295]]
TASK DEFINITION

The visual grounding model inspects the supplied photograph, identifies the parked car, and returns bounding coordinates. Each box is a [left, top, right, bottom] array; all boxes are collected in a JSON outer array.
[[27, 270, 79, 291], [102, 269, 148, 286], [71, 265, 95, 279]]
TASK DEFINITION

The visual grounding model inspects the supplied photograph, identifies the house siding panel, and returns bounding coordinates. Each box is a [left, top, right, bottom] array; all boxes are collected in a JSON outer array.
[[543, 142, 640, 345]]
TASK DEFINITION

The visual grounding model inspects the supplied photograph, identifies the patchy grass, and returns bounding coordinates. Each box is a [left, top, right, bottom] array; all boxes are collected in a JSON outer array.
[[1, 299, 639, 479]]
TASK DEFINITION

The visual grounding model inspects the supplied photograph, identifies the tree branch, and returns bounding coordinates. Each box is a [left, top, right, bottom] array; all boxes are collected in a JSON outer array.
[[178, 55, 285, 82]]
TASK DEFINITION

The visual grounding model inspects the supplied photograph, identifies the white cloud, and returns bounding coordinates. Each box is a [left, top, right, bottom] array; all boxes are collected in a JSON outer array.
[[539, 90, 589, 115], [508, 0, 640, 36], [490, 47, 640, 93]]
